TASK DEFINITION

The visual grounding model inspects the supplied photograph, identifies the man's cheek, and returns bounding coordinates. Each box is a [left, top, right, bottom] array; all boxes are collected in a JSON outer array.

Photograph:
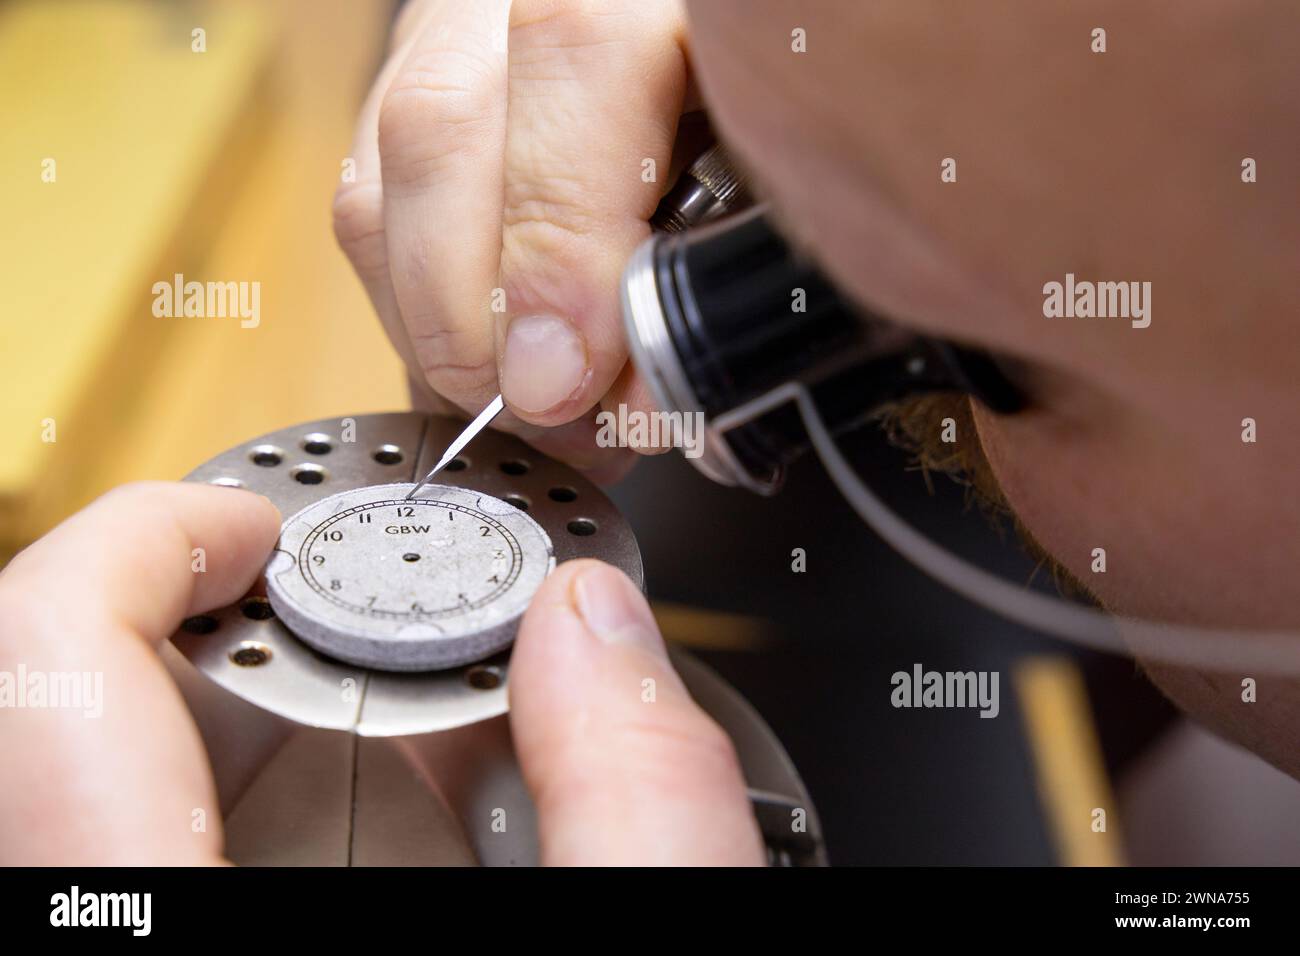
[[972, 392, 1283, 636], [969, 399, 1136, 613]]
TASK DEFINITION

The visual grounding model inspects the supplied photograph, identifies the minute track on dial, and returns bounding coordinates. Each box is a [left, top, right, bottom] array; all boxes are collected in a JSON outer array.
[[266, 482, 555, 672]]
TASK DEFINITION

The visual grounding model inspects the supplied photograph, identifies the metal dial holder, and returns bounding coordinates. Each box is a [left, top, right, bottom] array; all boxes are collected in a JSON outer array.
[[169, 412, 825, 865], [174, 412, 642, 736]]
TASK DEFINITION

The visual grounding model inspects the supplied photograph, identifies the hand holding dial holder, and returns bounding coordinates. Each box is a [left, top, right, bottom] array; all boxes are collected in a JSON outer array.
[[165, 412, 825, 865], [173, 412, 640, 737]]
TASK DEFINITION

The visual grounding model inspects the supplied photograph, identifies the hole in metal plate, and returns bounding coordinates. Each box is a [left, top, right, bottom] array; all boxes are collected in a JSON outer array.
[[291, 463, 327, 485]]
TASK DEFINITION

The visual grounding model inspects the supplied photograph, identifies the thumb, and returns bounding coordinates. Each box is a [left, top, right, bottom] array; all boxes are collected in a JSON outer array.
[[508, 559, 764, 865]]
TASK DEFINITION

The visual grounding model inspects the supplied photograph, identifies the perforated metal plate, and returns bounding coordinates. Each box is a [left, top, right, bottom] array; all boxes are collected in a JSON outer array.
[[173, 412, 643, 736]]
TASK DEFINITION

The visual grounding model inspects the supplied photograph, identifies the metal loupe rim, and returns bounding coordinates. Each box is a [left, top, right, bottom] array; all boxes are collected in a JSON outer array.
[[620, 229, 782, 496]]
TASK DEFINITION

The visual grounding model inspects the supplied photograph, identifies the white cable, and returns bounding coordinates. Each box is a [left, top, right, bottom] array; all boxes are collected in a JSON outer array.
[[744, 382, 1300, 676]]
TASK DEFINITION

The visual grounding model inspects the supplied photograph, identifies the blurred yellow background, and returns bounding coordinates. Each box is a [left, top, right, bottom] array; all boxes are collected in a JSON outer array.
[[0, 0, 406, 561]]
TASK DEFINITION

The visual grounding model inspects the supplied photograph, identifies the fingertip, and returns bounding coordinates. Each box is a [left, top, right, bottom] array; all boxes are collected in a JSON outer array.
[[509, 559, 602, 689], [229, 486, 282, 536], [500, 314, 594, 424], [100, 482, 283, 621], [2, 482, 283, 648], [177, 485, 281, 615], [182, 483, 282, 553], [509, 559, 763, 865]]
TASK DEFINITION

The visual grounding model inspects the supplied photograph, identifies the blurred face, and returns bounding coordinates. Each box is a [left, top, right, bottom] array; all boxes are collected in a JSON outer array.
[[687, 1, 1300, 769]]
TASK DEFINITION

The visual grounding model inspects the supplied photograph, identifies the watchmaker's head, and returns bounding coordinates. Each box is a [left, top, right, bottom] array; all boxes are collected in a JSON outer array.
[[686, 0, 1300, 773]]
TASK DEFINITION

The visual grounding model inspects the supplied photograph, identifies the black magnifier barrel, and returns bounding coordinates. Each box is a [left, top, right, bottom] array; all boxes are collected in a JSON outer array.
[[620, 208, 1024, 493]]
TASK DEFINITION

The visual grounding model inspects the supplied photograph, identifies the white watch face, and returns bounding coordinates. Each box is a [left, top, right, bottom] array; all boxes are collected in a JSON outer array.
[[266, 483, 554, 671]]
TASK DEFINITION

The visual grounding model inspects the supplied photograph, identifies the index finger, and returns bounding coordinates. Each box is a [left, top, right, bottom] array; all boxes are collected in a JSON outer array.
[[0, 482, 279, 865], [1, 482, 280, 649], [496, 0, 691, 425]]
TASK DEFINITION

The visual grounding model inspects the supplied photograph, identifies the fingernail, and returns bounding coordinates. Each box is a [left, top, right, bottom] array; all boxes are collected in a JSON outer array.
[[502, 314, 589, 414], [574, 564, 665, 659]]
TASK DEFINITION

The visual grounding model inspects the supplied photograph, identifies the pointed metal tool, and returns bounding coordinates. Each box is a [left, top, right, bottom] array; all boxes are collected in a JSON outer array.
[[406, 394, 506, 500], [407, 146, 742, 503]]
